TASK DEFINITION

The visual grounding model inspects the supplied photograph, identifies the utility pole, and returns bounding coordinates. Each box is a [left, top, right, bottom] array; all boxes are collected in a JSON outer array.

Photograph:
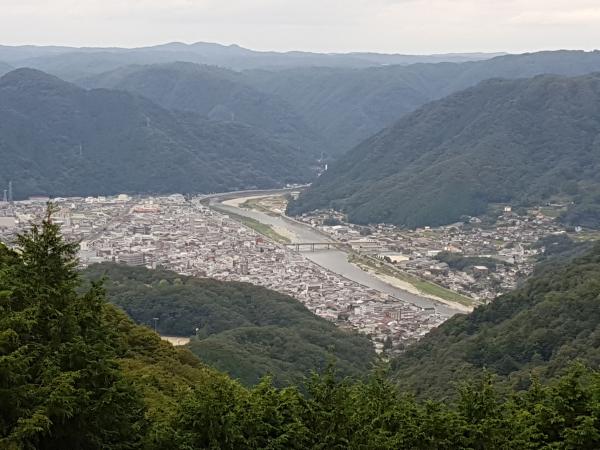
[[152, 317, 159, 333]]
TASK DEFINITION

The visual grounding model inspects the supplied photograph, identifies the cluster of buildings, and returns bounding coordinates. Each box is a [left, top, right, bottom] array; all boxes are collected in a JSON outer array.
[[295, 206, 568, 302], [0, 195, 448, 355]]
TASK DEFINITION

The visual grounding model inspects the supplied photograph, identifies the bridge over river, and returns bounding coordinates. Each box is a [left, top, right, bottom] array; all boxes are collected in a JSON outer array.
[[211, 190, 463, 316], [283, 242, 347, 252]]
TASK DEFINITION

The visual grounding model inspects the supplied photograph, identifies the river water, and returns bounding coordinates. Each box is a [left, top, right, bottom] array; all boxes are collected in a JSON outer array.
[[213, 194, 461, 317]]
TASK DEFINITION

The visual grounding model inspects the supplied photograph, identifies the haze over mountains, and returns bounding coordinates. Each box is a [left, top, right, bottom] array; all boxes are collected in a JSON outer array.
[[78, 62, 326, 157], [5, 35, 600, 447], [245, 50, 600, 154], [0, 42, 503, 77], [3, 45, 600, 209], [289, 73, 600, 228], [0, 68, 311, 199], [0, 61, 12, 76]]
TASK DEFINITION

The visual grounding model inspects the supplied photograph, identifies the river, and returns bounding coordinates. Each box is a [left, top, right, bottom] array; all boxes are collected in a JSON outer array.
[[210, 191, 462, 317]]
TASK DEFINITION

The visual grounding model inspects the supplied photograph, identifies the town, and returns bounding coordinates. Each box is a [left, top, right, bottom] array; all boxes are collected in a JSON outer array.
[[289, 201, 570, 303], [0, 194, 447, 355]]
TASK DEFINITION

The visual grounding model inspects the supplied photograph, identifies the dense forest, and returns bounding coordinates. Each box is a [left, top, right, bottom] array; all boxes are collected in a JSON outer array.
[[79, 62, 327, 158], [391, 241, 600, 399], [82, 263, 376, 387], [245, 50, 600, 154], [0, 68, 314, 200], [4, 48, 600, 156], [289, 74, 600, 228], [0, 61, 12, 76], [4, 51, 600, 203], [3, 209, 600, 448]]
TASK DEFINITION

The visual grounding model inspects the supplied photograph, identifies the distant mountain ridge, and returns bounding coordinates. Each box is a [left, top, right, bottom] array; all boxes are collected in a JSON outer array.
[[245, 50, 600, 154], [0, 68, 313, 199], [0, 61, 12, 76], [78, 62, 326, 157], [288, 73, 600, 228], [0, 42, 503, 74], [4, 47, 600, 156]]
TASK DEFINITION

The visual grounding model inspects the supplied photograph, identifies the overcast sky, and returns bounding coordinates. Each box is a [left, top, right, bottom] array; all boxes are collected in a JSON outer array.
[[1, 0, 599, 54]]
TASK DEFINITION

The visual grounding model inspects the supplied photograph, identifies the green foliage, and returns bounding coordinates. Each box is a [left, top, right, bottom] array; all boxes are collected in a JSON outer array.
[[82, 263, 376, 387], [560, 186, 600, 228], [3, 207, 600, 448], [435, 251, 501, 272], [80, 62, 326, 159], [391, 243, 600, 399], [172, 363, 600, 449], [0, 61, 12, 76], [248, 50, 600, 155], [0, 68, 312, 200], [289, 73, 600, 227], [0, 206, 145, 449]]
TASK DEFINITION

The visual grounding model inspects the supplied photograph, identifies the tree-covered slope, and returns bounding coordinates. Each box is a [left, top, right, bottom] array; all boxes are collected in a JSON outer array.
[[0, 61, 12, 76], [289, 74, 600, 227], [0, 68, 313, 199], [5, 213, 600, 448], [247, 50, 600, 154], [79, 62, 327, 157], [391, 242, 600, 399], [83, 263, 376, 387]]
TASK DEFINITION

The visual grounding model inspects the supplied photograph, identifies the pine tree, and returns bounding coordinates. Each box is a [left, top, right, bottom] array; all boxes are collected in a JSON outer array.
[[0, 205, 145, 449]]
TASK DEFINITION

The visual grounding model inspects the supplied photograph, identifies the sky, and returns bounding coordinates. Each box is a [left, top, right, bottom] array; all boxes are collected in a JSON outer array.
[[1, 0, 599, 54]]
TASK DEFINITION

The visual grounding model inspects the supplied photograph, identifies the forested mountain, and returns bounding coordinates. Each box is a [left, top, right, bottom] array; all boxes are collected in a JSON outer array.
[[0, 43, 500, 78], [289, 74, 600, 228], [4, 208, 600, 448], [0, 68, 314, 199], [0, 61, 12, 76], [82, 263, 376, 387], [246, 50, 600, 154], [391, 242, 600, 399], [78, 62, 326, 156], [5, 48, 600, 156]]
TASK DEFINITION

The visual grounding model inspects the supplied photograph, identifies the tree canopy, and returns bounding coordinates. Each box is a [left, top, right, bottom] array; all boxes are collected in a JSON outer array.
[[0, 68, 312, 200], [289, 74, 600, 228], [392, 241, 600, 399], [3, 208, 600, 448], [82, 263, 376, 387]]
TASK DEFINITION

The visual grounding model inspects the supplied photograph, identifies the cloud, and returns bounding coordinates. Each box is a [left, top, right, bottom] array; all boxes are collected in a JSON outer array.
[[510, 7, 600, 25], [0, 0, 599, 52]]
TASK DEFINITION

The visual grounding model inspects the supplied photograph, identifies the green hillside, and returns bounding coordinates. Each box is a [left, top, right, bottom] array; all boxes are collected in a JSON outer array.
[[0, 61, 12, 76], [11, 50, 600, 158], [79, 62, 327, 158], [4, 211, 600, 449], [19, 48, 600, 158], [391, 242, 600, 399], [289, 74, 600, 228], [82, 263, 376, 387], [0, 68, 313, 200], [246, 50, 600, 154]]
